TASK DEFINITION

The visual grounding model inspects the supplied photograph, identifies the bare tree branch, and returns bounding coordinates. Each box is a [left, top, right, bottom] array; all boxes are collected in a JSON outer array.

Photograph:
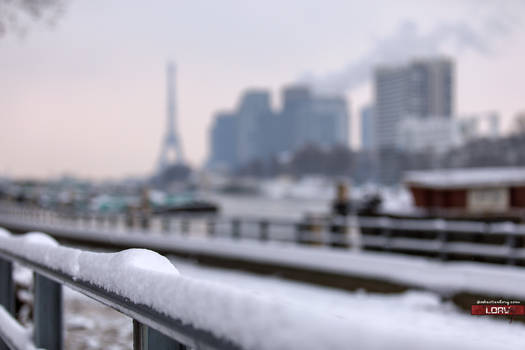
[[0, 0, 66, 37]]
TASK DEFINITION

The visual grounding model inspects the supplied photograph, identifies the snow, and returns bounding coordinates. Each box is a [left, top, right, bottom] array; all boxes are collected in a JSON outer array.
[[2, 216, 525, 300], [1, 228, 525, 349], [405, 167, 525, 189], [170, 257, 525, 350], [0, 306, 38, 350], [22, 232, 59, 246], [260, 177, 336, 201], [0, 227, 8, 238], [28, 222, 524, 301]]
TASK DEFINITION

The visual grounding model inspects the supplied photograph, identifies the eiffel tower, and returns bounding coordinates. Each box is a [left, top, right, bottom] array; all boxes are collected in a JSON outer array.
[[156, 62, 185, 174]]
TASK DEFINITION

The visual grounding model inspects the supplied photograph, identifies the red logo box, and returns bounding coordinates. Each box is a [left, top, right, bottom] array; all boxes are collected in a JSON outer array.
[[471, 305, 525, 315]]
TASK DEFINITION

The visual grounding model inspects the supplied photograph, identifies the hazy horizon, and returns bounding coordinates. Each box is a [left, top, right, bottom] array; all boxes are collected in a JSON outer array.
[[2, 0, 525, 179]]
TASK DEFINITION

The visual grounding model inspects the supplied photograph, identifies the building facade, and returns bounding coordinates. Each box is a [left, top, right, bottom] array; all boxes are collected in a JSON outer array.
[[374, 57, 454, 149], [208, 112, 238, 171], [360, 105, 376, 151], [208, 85, 350, 171], [405, 167, 525, 217], [396, 116, 462, 154]]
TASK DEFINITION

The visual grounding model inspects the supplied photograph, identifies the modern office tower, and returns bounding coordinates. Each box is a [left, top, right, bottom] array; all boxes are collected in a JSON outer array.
[[374, 65, 410, 149], [281, 85, 350, 151], [207, 85, 351, 171], [360, 105, 376, 151], [208, 112, 238, 171], [312, 96, 350, 148], [405, 58, 454, 118], [374, 57, 454, 149], [236, 89, 273, 164], [281, 85, 313, 150]]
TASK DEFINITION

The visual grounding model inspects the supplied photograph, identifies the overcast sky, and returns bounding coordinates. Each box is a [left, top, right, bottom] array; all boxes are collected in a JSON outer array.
[[1, 0, 525, 179]]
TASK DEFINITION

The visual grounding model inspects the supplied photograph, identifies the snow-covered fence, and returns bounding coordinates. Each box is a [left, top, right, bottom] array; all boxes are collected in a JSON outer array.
[[0, 228, 241, 350], [0, 228, 517, 350], [2, 202, 525, 266]]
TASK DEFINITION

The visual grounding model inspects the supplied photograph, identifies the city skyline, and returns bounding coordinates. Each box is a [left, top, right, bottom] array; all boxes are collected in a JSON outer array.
[[208, 84, 349, 172], [1, 0, 525, 178]]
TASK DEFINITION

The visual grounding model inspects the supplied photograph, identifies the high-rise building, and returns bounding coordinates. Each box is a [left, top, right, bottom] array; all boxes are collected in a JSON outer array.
[[281, 85, 313, 150], [208, 112, 238, 171], [312, 96, 349, 148], [374, 57, 454, 149], [281, 85, 350, 150], [360, 105, 376, 151], [207, 85, 351, 171], [405, 58, 453, 118], [236, 90, 273, 164]]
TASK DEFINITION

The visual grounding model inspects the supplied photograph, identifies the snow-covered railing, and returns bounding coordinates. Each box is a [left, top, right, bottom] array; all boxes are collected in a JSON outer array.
[[0, 228, 243, 350], [2, 202, 525, 265], [1, 228, 515, 350]]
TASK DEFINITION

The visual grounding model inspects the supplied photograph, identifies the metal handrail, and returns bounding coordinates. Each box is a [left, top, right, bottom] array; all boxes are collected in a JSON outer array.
[[0, 231, 242, 350]]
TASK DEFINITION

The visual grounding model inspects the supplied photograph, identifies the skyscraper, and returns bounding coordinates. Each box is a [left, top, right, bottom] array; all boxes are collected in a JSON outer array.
[[281, 85, 313, 150], [281, 85, 350, 151], [208, 112, 238, 171], [236, 90, 273, 164], [374, 57, 454, 149], [360, 105, 376, 151], [207, 85, 351, 172], [312, 96, 350, 148]]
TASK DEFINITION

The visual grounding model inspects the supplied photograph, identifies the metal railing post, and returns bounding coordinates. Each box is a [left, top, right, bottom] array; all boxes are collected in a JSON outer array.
[[295, 223, 303, 244], [133, 320, 186, 350], [0, 258, 14, 350], [162, 216, 171, 233], [232, 219, 240, 239], [207, 219, 216, 237], [503, 223, 518, 265], [259, 220, 269, 241], [435, 219, 448, 261], [181, 218, 189, 235], [380, 218, 392, 251], [34, 273, 63, 350]]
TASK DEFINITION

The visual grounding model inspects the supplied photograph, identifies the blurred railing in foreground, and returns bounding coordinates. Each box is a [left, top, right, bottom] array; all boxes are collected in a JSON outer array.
[[2, 202, 525, 266], [0, 230, 242, 350], [0, 229, 514, 350]]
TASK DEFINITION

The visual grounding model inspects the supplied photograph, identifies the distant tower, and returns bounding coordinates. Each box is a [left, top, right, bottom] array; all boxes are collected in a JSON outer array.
[[157, 62, 185, 172]]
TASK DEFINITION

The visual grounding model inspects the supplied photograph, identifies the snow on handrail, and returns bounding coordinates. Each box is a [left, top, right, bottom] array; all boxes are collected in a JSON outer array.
[[0, 228, 502, 350]]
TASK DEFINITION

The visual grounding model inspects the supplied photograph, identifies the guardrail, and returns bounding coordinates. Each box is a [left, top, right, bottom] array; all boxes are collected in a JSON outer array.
[[1, 228, 520, 350], [0, 229, 246, 350], [2, 203, 525, 266]]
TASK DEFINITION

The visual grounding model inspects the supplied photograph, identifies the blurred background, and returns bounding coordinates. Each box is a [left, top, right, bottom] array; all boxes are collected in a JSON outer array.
[[3, 1, 525, 349], [2, 0, 525, 220]]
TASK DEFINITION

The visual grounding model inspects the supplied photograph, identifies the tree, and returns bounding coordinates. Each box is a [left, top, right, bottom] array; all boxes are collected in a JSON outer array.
[[0, 0, 66, 37]]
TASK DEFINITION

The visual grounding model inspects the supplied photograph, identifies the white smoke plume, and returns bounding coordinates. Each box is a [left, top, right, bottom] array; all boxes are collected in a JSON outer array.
[[301, 2, 524, 94]]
